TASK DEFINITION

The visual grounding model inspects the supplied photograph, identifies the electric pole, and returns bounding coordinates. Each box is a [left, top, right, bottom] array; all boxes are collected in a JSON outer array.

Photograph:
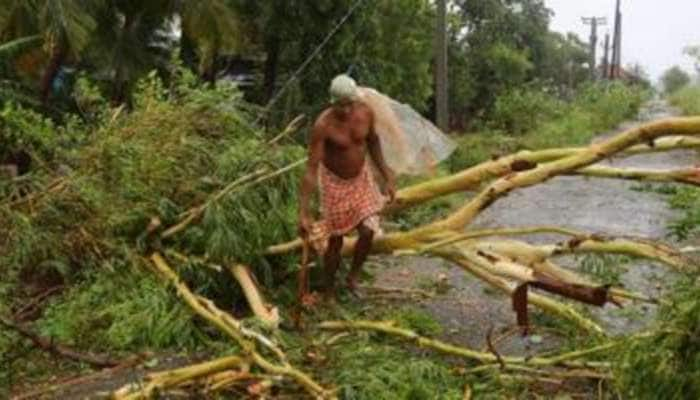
[[611, 0, 622, 79], [602, 33, 610, 80], [582, 17, 606, 80], [435, 0, 449, 133]]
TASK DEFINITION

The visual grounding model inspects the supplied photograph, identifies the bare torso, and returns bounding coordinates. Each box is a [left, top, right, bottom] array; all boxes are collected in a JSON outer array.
[[317, 102, 373, 179]]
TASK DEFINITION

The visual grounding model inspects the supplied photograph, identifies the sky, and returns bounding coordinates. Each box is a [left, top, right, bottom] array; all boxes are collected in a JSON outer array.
[[543, 0, 700, 82]]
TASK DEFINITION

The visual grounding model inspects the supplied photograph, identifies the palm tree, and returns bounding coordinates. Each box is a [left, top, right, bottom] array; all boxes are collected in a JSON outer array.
[[2, 0, 249, 105], [0, 0, 99, 104], [87, 0, 173, 103], [87, 0, 247, 101], [177, 0, 247, 82]]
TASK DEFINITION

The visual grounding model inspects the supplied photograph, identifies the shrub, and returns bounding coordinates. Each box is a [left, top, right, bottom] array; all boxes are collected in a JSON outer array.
[[613, 276, 700, 399], [0, 102, 57, 162], [0, 70, 306, 361], [669, 85, 700, 116], [489, 87, 566, 135], [574, 82, 646, 129], [37, 268, 208, 352]]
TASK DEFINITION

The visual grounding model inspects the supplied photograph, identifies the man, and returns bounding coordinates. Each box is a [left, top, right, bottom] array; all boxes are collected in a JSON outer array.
[[298, 75, 396, 299]]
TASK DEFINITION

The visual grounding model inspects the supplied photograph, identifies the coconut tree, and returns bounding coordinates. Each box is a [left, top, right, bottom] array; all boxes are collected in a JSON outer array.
[[177, 0, 248, 83], [0, 0, 99, 104]]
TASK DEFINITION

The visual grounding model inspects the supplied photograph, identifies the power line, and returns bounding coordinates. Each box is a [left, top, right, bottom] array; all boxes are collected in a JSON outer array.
[[611, 0, 623, 79], [256, 0, 367, 125], [582, 17, 607, 80], [602, 32, 611, 79]]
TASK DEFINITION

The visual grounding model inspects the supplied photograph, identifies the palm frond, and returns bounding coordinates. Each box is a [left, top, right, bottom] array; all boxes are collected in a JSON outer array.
[[0, 2, 37, 41], [180, 0, 245, 55], [39, 0, 98, 55], [0, 35, 41, 60]]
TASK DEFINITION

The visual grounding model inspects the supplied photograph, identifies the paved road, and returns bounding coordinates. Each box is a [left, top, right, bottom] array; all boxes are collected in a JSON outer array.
[[374, 99, 695, 353]]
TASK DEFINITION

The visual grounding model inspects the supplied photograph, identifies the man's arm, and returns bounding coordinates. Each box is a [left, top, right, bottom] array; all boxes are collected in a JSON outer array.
[[298, 120, 325, 236], [366, 113, 396, 202]]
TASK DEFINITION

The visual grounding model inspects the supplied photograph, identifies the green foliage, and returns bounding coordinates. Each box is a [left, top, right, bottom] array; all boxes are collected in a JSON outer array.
[[447, 132, 520, 172], [448, 1, 590, 127], [234, 0, 436, 126], [391, 308, 443, 336], [0, 69, 308, 389], [331, 342, 463, 400], [489, 86, 565, 134], [484, 43, 533, 90], [661, 66, 692, 95], [37, 267, 208, 352], [669, 85, 700, 116], [613, 275, 700, 399], [574, 82, 647, 127], [635, 181, 700, 241], [0, 102, 57, 160], [1, 0, 617, 128], [577, 254, 630, 286], [667, 186, 700, 241], [446, 82, 649, 173]]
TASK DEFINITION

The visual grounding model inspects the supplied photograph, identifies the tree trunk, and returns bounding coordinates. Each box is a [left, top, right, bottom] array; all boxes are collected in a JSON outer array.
[[39, 45, 65, 105], [263, 38, 280, 103], [205, 48, 218, 84], [112, 65, 128, 105]]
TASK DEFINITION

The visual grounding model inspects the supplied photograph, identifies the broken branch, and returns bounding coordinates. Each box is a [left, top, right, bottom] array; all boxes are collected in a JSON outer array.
[[0, 316, 120, 368], [148, 253, 331, 398]]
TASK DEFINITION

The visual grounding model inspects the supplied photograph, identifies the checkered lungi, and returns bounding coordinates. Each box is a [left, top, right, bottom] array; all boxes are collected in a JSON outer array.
[[308, 161, 386, 254]]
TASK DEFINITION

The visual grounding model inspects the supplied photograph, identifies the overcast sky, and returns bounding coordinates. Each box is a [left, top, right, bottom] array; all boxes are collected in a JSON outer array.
[[544, 0, 699, 82]]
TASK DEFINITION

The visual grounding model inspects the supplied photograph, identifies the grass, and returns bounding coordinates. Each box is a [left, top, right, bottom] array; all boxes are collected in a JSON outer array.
[[669, 85, 700, 116], [612, 274, 700, 400], [447, 82, 648, 173], [283, 300, 531, 400], [577, 254, 631, 286], [631, 180, 700, 241], [666, 186, 700, 241]]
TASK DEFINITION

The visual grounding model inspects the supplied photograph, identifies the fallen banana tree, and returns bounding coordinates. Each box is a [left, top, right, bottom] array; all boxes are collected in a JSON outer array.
[[268, 116, 700, 333]]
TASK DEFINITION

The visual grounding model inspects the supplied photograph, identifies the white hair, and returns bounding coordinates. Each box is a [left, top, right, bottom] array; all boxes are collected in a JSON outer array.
[[329, 74, 359, 102]]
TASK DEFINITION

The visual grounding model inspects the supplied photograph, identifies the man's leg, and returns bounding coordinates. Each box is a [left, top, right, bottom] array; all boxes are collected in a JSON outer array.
[[323, 235, 344, 299], [346, 222, 374, 292]]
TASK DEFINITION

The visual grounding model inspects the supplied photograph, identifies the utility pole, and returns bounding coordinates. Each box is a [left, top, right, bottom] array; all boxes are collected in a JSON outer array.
[[582, 17, 606, 80], [602, 33, 610, 80], [611, 0, 622, 79], [435, 0, 449, 133]]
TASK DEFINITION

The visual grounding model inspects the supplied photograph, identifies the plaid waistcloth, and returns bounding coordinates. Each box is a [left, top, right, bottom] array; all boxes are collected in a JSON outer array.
[[308, 161, 386, 253]]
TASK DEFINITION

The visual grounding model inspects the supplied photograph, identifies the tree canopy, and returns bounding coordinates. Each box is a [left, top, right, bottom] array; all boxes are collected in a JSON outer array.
[[0, 0, 640, 127], [661, 65, 691, 95]]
